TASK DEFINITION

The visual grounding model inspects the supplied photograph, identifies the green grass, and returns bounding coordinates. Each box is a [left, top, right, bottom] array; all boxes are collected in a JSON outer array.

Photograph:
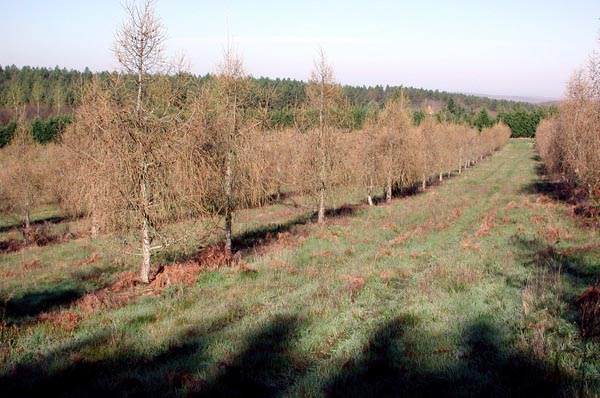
[[1, 139, 599, 397]]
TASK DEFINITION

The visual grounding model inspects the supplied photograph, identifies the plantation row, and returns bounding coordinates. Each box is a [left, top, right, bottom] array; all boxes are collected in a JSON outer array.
[[536, 55, 600, 207], [0, 1, 511, 284], [0, 77, 511, 280]]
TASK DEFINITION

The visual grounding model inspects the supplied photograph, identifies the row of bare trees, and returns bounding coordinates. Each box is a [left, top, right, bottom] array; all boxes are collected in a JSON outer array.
[[0, 0, 511, 283], [536, 44, 600, 205]]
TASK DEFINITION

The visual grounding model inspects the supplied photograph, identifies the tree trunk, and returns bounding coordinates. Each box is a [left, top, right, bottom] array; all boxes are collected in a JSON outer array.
[[386, 174, 392, 204], [367, 176, 374, 206], [22, 209, 31, 245], [141, 213, 151, 284], [140, 173, 151, 284], [137, 69, 143, 113], [318, 184, 325, 224], [224, 149, 233, 255], [91, 213, 99, 238], [276, 164, 282, 201], [439, 172, 443, 182], [24, 209, 30, 230], [317, 72, 326, 224], [90, 202, 99, 238], [422, 175, 426, 190]]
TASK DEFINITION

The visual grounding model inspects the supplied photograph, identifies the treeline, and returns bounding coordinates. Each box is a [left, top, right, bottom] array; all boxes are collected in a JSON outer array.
[[0, 1, 513, 284], [536, 60, 600, 206], [0, 64, 551, 136]]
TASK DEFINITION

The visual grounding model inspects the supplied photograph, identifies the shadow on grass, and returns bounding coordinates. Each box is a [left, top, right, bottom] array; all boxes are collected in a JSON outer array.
[[233, 214, 312, 254], [199, 315, 306, 397], [324, 315, 571, 398], [522, 158, 598, 220], [1, 312, 577, 398], [160, 202, 369, 266], [2, 267, 115, 322], [0, 314, 305, 398], [0, 215, 69, 234], [4, 286, 83, 320], [521, 179, 575, 203], [512, 235, 600, 286], [234, 202, 371, 254]]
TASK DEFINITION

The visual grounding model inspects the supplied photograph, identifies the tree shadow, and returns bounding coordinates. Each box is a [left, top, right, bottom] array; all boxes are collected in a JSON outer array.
[[198, 314, 306, 397], [160, 200, 373, 267], [0, 215, 70, 234], [0, 314, 304, 398], [324, 315, 572, 398], [3, 286, 83, 320], [2, 267, 116, 322], [521, 179, 575, 203], [1, 311, 583, 398], [233, 214, 312, 254], [511, 235, 599, 287], [521, 157, 597, 221], [323, 203, 365, 219]]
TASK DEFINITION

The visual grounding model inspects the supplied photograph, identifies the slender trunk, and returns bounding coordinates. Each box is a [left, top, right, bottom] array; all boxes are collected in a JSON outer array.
[[140, 175, 151, 284], [36, 101, 40, 116], [276, 164, 282, 201], [224, 149, 233, 255], [386, 173, 392, 203], [224, 86, 238, 254], [367, 176, 374, 206], [422, 175, 426, 190], [318, 185, 325, 224], [137, 59, 148, 282], [439, 172, 443, 182], [22, 209, 31, 245], [90, 202, 98, 238], [136, 69, 143, 113], [91, 213, 98, 238], [24, 209, 30, 230], [317, 74, 326, 224]]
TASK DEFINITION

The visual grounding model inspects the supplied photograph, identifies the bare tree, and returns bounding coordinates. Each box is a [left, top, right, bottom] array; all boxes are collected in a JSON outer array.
[[6, 81, 24, 118], [305, 50, 345, 224], [115, 0, 166, 282], [52, 82, 66, 114], [375, 90, 417, 203], [61, 0, 180, 283], [212, 42, 248, 256], [114, 0, 165, 112], [0, 122, 47, 243], [31, 79, 44, 116]]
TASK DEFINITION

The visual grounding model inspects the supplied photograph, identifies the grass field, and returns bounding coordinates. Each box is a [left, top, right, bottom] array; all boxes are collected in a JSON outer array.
[[1, 139, 599, 397]]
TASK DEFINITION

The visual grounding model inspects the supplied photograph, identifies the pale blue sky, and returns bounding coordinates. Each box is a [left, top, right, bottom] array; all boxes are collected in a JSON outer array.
[[1, 0, 599, 99]]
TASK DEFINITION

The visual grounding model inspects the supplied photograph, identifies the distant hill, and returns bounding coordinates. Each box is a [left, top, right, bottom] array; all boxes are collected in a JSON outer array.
[[466, 93, 561, 105]]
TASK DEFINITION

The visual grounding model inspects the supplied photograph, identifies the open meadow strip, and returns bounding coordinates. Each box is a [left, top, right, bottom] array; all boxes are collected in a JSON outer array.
[[1, 139, 599, 397]]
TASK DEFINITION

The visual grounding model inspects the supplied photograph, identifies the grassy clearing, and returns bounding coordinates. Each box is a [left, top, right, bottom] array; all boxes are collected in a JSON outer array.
[[1, 139, 599, 397]]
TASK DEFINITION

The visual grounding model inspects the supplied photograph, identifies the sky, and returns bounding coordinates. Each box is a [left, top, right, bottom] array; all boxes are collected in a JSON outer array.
[[1, 0, 599, 99]]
